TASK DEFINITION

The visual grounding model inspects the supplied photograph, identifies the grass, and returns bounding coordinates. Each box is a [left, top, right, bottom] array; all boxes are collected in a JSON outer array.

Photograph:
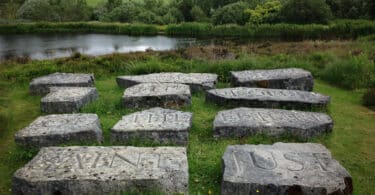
[[0, 40, 374, 194], [0, 77, 374, 194]]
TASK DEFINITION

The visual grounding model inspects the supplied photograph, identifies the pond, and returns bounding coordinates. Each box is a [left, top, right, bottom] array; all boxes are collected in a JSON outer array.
[[0, 33, 224, 61]]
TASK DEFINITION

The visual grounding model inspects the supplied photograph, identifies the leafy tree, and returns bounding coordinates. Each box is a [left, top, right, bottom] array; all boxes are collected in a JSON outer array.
[[279, 0, 332, 24], [190, 5, 207, 22], [246, 0, 281, 24], [105, 0, 122, 13], [177, 0, 193, 21], [16, 0, 58, 21], [162, 8, 184, 24], [57, 0, 91, 21], [212, 1, 250, 25]]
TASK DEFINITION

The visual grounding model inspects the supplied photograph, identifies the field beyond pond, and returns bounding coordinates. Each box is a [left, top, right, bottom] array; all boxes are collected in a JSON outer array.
[[0, 40, 374, 194]]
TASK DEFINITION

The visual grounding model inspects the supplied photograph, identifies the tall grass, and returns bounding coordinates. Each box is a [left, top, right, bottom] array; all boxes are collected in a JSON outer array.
[[1, 50, 374, 90], [0, 22, 159, 35], [166, 20, 375, 39]]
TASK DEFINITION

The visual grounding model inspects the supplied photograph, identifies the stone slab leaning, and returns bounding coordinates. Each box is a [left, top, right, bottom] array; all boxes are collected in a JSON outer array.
[[213, 107, 333, 140], [13, 146, 189, 195], [206, 87, 330, 110], [222, 143, 352, 195], [116, 72, 218, 92], [122, 83, 191, 109], [231, 68, 314, 91], [41, 87, 98, 113], [29, 72, 95, 96], [111, 107, 193, 145], [14, 114, 103, 148]]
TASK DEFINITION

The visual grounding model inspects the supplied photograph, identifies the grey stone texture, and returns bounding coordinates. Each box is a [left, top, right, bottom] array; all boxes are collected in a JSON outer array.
[[122, 83, 191, 109], [231, 68, 314, 91], [117, 72, 218, 92], [206, 87, 330, 110], [111, 108, 192, 145], [222, 143, 353, 195], [14, 114, 103, 148], [214, 108, 333, 140], [13, 146, 188, 195], [29, 72, 95, 96], [41, 87, 98, 113]]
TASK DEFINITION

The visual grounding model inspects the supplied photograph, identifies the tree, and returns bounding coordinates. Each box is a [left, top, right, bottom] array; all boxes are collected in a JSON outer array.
[[212, 2, 250, 25], [103, 3, 142, 22], [16, 0, 58, 21], [105, 0, 122, 12], [279, 0, 332, 24], [245, 0, 281, 24], [190, 5, 207, 22]]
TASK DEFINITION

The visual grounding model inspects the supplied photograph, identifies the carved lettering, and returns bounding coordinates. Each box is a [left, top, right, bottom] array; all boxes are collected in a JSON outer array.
[[283, 152, 304, 171], [249, 150, 277, 170]]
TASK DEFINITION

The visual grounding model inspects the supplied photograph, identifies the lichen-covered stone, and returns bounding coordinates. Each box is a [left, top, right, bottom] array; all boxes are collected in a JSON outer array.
[[111, 108, 192, 145], [13, 146, 188, 195], [41, 87, 98, 113], [206, 87, 330, 110], [117, 72, 218, 92], [214, 108, 333, 140], [122, 83, 191, 109], [231, 68, 314, 91], [29, 72, 95, 96], [222, 143, 352, 195], [15, 114, 103, 148]]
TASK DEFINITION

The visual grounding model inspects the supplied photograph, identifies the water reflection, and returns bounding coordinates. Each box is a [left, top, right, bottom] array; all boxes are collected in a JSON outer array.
[[0, 34, 201, 61]]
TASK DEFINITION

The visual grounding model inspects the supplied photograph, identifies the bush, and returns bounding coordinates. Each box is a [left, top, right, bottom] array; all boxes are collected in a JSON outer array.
[[16, 0, 58, 21], [190, 5, 208, 22], [245, 0, 281, 24], [212, 2, 249, 25], [279, 0, 332, 24], [102, 3, 142, 22], [363, 88, 375, 109]]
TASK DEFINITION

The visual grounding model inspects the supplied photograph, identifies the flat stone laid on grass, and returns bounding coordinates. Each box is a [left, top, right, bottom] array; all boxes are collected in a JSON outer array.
[[206, 87, 330, 110], [116, 72, 218, 92], [13, 146, 188, 195], [15, 114, 103, 148], [111, 108, 192, 145], [123, 83, 191, 109], [29, 72, 95, 96], [231, 68, 314, 91], [214, 108, 333, 140], [41, 87, 98, 113], [222, 143, 352, 195]]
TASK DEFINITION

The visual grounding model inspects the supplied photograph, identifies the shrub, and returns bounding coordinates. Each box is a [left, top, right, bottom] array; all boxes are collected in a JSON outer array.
[[102, 3, 142, 22], [16, 0, 58, 21], [212, 2, 250, 25], [190, 5, 208, 22], [279, 0, 332, 24], [245, 0, 281, 24]]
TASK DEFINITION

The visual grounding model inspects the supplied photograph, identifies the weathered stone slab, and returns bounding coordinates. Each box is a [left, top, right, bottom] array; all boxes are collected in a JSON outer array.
[[30, 72, 95, 96], [222, 143, 352, 195], [41, 87, 98, 113], [15, 114, 103, 148], [111, 108, 192, 145], [214, 108, 333, 140], [13, 146, 188, 195], [117, 72, 218, 92], [123, 83, 191, 109], [231, 68, 314, 91], [206, 87, 330, 110]]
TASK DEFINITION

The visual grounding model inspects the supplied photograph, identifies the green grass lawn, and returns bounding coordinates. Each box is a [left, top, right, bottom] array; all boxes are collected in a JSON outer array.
[[0, 76, 374, 194]]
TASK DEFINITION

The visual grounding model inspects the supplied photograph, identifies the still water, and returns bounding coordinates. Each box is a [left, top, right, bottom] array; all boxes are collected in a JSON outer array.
[[0, 33, 214, 61]]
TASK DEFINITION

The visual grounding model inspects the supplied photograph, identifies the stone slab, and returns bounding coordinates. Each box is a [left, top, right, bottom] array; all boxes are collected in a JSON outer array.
[[231, 68, 314, 91], [29, 72, 95, 96], [41, 87, 98, 113], [222, 143, 352, 195], [206, 87, 330, 110], [111, 108, 192, 145], [214, 108, 333, 140], [13, 146, 188, 195], [117, 72, 218, 92], [122, 83, 191, 109], [15, 114, 103, 148]]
